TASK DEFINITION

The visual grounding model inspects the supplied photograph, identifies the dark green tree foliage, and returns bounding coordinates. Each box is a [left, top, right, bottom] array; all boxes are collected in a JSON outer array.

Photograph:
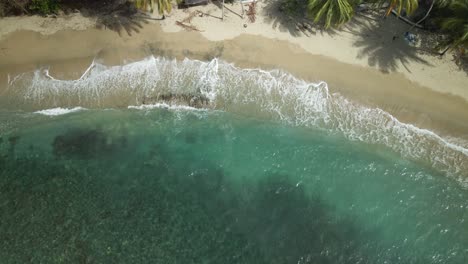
[[307, 0, 356, 28], [29, 0, 59, 14], [439, 0, 468, 49], [0, 0, 29, 16]]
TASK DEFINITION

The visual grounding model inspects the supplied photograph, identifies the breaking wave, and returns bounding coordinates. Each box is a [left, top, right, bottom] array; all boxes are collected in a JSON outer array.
[[128, 103, 207, 112], [6, 56, 468, 185], [34, 107, 86, 116]]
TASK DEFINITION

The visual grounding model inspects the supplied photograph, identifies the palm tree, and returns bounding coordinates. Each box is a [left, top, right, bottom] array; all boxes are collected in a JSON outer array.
[[134, 0, 154, 12], [134, 0, 172, 16], [307, 0, 356, 29], [384, 0, 419, 16], [439, 0, 468, 52]]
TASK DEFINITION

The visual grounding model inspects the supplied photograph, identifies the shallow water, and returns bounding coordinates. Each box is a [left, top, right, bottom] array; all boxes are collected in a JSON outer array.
[[0, 108, 467, 263]]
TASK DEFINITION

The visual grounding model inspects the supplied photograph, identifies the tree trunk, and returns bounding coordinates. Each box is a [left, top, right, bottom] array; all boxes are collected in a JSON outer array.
[[391, 10, 423, 29], [408, 0, 435, 32]]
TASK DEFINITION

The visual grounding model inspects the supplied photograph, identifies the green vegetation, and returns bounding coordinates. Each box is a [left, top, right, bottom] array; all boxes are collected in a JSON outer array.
[[305, 0, 421, 29], [0, 2, 5, 17], [384, 0, 419, 16], [307, 0, 357, 28], [0, 0, 59, 15], [134, 0, 155, 12], [439, 0, 468, 50], [134, 0, 172, 15], [29, 0, 59, 15], [156, 0, 172, 15], [303, 0, 468, 52]]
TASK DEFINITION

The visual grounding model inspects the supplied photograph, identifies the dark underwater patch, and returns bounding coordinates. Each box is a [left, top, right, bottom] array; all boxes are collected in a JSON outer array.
[[52, 129, 126, 159], [0, 143, 375, 264]]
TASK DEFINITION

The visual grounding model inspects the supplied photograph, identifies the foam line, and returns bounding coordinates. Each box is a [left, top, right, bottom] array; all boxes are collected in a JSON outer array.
[[128, 103, 207, 111], [34, 107, 86, 116]]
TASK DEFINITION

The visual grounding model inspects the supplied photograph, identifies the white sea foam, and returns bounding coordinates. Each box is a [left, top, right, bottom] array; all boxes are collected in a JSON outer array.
[[7, 56, 468, 185], [34, 107, 86, 116], [128, 103, 207, 111]]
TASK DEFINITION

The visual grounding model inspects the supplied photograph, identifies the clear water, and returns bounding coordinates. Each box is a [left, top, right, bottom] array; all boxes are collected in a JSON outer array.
[[0, 108, 467, 263]]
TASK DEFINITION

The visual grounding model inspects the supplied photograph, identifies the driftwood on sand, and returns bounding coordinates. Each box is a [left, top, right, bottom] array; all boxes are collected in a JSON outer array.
[[176, 10, 204, 32], [391, 10, 423, 29], [175, 21, 203, 32]]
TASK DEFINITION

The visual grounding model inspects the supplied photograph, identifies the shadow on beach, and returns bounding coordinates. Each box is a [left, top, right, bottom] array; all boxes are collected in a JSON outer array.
[[262, 0, 338, 37], [61, 0, 154, 36], [350, 16, 430, 73]]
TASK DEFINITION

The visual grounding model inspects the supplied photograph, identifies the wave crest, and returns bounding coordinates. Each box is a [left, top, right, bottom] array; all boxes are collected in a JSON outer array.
[[34, 107, 86, 116]]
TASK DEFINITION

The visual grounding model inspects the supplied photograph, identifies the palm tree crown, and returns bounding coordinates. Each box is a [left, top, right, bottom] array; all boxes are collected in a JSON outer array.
[[440, 0, 468, 48], [307, 0, 355, 29], [385, 0, 419, 16], [134, 0, 172, 15]]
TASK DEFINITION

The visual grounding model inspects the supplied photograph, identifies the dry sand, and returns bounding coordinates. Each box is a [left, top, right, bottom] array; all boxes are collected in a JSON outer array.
[[0, 1, 467, 140]]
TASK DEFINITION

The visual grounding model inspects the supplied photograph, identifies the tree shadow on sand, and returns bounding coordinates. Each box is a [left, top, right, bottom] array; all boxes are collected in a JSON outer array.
[[351, 16, 430, 73], [61, 0, 157, 36], [262, 0, 338, 37]]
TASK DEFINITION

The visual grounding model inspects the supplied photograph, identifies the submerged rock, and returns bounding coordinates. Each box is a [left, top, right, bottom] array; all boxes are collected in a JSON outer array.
[[8, 135, 19, 147], [141, 93, 210, 108], [7, 135, 20, 155]]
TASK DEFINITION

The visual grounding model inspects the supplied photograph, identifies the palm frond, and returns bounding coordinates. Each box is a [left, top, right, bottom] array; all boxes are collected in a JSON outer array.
[[439, 0, 468, 49], [307, 0, 355, 29], [384, 0, 418, 16]]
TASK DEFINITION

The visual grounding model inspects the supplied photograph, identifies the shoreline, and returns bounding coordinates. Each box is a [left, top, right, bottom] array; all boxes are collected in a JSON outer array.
[[0, 5, 468, 142]]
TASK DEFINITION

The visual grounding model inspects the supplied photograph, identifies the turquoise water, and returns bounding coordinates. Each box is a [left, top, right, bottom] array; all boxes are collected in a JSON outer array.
[[0, 108, 467, 263]]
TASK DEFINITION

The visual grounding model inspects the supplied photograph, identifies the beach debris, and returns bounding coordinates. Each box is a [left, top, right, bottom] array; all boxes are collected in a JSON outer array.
[[246, 2, 256, 23], [176, 10, 204, 32], [404, 31, 417, 46], [243, 24, 247, 28], [176, 20, 202, 32], [197, 10, 222, 20]]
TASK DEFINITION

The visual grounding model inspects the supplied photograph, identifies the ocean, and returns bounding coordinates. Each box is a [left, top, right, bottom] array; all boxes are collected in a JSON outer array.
[[0, 57, 467, 263]]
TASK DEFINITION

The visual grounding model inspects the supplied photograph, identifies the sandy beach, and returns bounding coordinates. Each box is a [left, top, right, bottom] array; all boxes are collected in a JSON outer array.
[[0, 1, 467, 140]]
